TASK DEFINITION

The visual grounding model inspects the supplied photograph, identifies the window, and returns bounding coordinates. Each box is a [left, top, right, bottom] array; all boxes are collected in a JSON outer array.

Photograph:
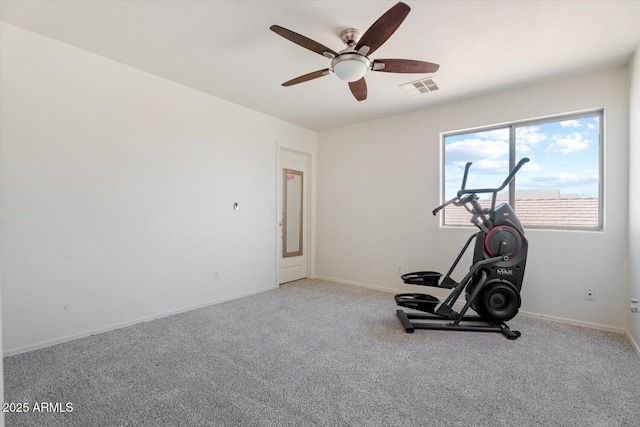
[[442, 111, 603, 230]]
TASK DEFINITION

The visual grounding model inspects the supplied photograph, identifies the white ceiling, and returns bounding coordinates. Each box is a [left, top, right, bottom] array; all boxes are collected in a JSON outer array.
[[2, 1, 640, 131]]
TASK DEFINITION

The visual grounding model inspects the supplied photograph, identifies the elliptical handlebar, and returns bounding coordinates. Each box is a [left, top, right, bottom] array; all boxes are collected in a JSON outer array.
[[457, 157, 530, 197], [432, 157, 530, 217], [432, 198, 455, 216]]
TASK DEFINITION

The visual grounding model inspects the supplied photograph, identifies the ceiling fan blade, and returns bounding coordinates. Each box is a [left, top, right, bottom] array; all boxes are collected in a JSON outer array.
[[270, 25, 338, 58], [349, 78, 367, 101], [282, 69, 332, 87], [355, 2, 411, 56], [371, 59, 440, 73]]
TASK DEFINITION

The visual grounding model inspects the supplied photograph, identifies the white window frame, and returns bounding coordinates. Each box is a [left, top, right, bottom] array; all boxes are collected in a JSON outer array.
[[441, 109, 604, 231]]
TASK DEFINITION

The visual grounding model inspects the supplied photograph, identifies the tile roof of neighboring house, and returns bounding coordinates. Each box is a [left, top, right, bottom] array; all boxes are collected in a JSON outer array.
[[443, 198, 599, 228]]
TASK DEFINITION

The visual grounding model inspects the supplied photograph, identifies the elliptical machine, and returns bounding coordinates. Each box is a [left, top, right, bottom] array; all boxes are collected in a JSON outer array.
[[395, 158, 530, 340]]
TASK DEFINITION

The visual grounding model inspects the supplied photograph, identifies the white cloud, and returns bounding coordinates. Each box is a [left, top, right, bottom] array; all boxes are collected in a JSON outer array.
[[519, 157, 543, 172], [466, 159, 510, 172], [516, 126, 547, 145], [527, 172, 599, 189], [445, 138, 509, 163], [517, 144, 532, 155], [560, 119, 581, 128], [472, 129, 509, 141], [517, 170, 599, 197], [545, 132, 590, 155]]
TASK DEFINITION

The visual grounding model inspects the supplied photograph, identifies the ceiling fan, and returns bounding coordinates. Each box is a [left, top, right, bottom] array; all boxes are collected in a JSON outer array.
[[270, 2, 439, 101]]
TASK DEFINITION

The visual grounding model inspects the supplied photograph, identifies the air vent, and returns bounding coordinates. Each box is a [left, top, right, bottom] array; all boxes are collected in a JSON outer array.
[[400, 77, 439, 96]]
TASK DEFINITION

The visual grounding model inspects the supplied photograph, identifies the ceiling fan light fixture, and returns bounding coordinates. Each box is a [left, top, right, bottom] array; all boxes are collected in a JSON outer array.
[[331, 54, 370, 82]]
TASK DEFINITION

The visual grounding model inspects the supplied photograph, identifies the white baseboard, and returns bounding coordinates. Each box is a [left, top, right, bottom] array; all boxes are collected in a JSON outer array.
[[518, 311, 627, 335], [626, 330, 640, 358], [314, 275, 454, 300], [315, 275, 398, 293], [3, 285, 277, 357]]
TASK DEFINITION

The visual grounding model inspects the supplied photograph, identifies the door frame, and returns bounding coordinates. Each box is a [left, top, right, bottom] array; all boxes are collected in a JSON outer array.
[[276, 144, 314, 286]]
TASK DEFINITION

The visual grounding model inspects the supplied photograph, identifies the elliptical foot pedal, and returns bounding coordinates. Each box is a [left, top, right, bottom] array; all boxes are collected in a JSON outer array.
[[401, 271, 442, 287], [394, 293, 439, 313]]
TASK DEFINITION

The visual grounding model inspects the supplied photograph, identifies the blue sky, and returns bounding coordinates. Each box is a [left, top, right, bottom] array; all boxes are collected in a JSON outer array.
[[443, 115, 600, 199]]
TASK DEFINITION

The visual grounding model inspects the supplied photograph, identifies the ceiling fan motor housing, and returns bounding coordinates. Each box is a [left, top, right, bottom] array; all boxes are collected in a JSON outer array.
[[339, 28, 361, 46]]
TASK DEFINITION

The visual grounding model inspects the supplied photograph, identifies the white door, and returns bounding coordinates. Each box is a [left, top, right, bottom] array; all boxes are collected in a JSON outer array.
[[279, 150, 308, 284]]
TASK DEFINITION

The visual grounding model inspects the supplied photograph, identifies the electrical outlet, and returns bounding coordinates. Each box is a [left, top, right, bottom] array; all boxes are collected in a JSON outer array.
[[397, 264, 403, 275], [631, 299, 639, 313], [585, 287, 595, 301], [213, 271, 221, 281]]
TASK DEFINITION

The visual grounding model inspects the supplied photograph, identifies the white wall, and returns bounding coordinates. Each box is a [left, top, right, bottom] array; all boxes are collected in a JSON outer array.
[[317, 66, 630, 330], [629, 46, 640, 351], [0, 23, 316, 355]]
